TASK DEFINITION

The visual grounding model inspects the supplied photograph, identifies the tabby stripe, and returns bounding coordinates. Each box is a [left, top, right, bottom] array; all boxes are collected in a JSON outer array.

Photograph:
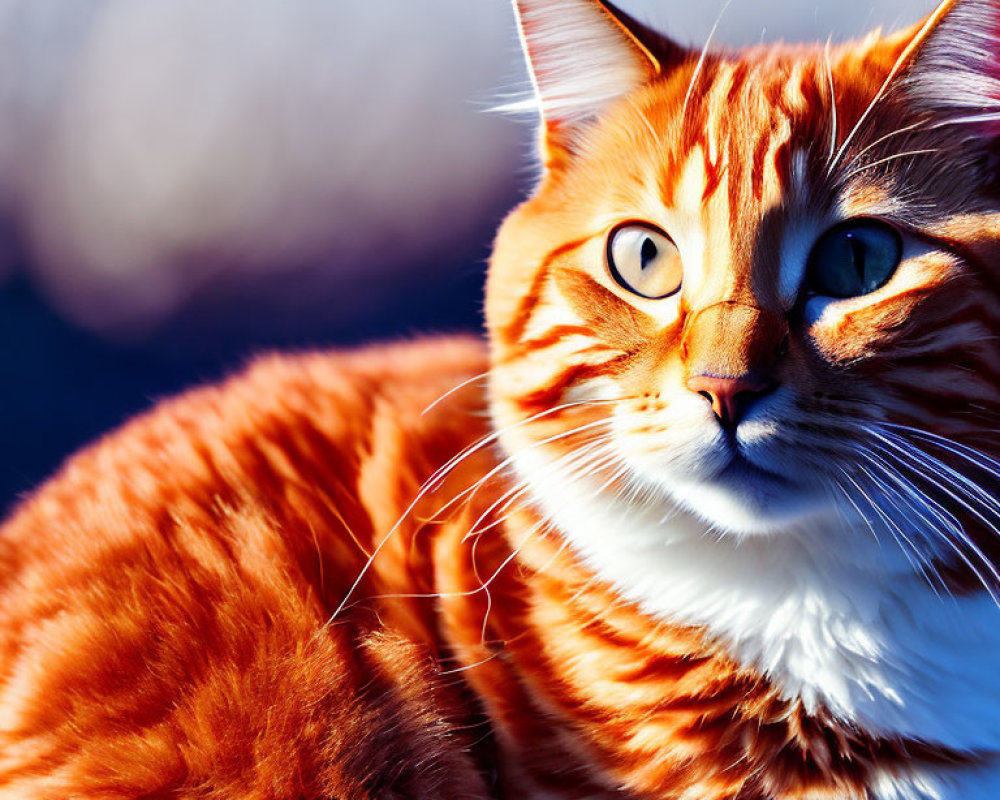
[[502, 237, 592, 346]]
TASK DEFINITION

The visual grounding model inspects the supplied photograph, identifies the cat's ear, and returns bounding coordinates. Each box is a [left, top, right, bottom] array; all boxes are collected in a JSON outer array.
[[899, 0, 1000, 133], [508, 0, 675, 168]]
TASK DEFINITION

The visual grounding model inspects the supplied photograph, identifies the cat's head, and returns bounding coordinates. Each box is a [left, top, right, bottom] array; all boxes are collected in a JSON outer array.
[[486, 0, 1000, 542]]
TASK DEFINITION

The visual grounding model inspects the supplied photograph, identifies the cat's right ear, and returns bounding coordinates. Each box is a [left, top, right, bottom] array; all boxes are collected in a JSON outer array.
[[507, 0, 674, 170]]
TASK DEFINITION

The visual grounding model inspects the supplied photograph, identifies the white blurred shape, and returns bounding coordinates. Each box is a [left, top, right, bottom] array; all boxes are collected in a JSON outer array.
[[628, 0, 930, 48], [8, 0, 524, 333]]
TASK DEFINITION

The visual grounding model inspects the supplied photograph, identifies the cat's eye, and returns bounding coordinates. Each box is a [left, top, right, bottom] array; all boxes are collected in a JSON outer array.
[[806, 219, 902, 299], [607, 223, 682, 299]]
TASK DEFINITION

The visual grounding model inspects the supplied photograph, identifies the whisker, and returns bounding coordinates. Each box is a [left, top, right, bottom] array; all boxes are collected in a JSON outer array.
[[881, 422, 1000, 477], [439, 651, 504, 676], [423, 397, 620, 499], [839, 119, 929, 175], [681, 0, 730, 127], [472, 440, 628, 643], [424, 417, 617, 532], [859, 444, 999, 605], [841, 149, 939, 182], [327, 399, 620, 622], [828, 3, 950, 174], [462, 439, 617, 543], [830, 472, 884, 551], [856, 451, 966, 601], [863, 427, 1000, 602], [844, 463, 948, 598], [871, 429, 1000, 522], [859, 447, 964, 543], [357, 517, 548, 606], [929, 112, 1000, 130], [837, 466, 939, 589], [823, 39, 839, 165], [421, 370, 490, 416]]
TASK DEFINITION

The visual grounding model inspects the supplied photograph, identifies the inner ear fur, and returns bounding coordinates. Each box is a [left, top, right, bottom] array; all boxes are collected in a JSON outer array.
[[510, 0, 688, 169]]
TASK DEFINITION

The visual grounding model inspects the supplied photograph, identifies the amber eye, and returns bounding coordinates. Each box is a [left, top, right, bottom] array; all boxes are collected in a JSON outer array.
[[806, 219, 902, 298], [607, 223, 683, 299]]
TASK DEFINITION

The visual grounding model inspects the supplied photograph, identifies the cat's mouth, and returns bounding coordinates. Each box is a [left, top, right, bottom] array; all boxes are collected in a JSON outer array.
[[666, 447, 832, 535], [714, 453, 796, 489]]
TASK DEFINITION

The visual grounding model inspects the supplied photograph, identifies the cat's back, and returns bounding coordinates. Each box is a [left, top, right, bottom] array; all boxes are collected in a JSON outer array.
[[0, 335, 490, 571], [1, 333, 489, 544], [0, 335, 496, 799]]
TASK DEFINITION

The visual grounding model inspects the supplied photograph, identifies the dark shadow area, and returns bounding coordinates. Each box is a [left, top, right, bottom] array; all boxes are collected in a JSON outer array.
[[0, 249, 489, 517]]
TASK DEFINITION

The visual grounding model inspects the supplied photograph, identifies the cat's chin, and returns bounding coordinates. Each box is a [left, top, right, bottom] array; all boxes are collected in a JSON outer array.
[[664, 456, 835, 536]]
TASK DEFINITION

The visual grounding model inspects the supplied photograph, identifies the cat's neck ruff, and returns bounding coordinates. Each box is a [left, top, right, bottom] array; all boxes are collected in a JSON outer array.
[[512, 445, 1000, 754]]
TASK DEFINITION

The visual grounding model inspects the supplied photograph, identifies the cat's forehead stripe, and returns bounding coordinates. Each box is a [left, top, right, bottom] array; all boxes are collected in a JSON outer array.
[[662, 71, 809, 309]]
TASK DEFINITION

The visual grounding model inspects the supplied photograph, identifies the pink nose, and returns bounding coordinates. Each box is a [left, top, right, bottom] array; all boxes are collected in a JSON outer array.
[[686, 374, 775, 428]]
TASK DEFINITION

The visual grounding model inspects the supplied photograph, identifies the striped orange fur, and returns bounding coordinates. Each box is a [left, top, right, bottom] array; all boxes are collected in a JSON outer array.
[[3, 1, 1000, 798]]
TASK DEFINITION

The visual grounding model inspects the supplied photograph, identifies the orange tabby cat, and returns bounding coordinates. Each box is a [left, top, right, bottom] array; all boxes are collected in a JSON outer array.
[[3, 0, 1000, 798]]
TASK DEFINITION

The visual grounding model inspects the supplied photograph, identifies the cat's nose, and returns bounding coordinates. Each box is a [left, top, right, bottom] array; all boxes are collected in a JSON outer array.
[[686, 374, 776, 429]]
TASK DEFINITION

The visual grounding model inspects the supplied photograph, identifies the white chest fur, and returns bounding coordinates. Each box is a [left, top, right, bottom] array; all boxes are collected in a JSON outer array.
[[511, 445, 1000, 765]]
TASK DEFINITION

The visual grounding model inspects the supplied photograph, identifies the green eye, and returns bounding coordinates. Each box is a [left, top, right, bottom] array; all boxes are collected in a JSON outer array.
[[806, 219, 902, 298]]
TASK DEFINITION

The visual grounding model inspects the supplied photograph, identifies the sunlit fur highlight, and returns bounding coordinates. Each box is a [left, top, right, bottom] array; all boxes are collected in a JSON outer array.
[[2, 1, 1000, 799]]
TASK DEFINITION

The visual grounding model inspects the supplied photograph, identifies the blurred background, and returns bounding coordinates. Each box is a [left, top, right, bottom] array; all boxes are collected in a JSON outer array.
[[0, 0, 931, 514]]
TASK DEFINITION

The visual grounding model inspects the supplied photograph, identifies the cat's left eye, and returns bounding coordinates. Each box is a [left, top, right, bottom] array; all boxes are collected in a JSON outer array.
[[607, 223, 682, 300], [806, 219, 902, 299]]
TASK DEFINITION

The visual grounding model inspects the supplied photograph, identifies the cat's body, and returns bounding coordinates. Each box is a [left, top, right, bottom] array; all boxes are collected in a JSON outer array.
[[4, 0, 1000, 797], [3, 337, 995, 800], [0, 339, 503, 798]]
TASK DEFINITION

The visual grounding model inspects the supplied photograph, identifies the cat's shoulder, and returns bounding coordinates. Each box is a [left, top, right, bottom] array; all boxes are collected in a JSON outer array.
[[202, 333, 490, 444], [0, 335, 497, 798], [179, 333, 490, 439]]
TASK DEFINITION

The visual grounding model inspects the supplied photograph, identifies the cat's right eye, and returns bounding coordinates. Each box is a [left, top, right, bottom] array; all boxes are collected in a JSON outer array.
[[607, 223, 682, 300]]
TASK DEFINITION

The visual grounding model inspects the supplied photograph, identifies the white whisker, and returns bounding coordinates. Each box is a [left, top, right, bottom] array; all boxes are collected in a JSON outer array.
[[839, 119, 928, 175], [882, 422, 1000, 477], [872, 429, 1000, 522], [424, 417, 617, 531], [823, 39, 839, 165], [861, 425, 1000, 606], [828, 2, 953, 174], [328, 399, 619, 622], [681, 0, 730, 127], [859, 444, 999, 606], [841, 463, 946, 597], [421, 370, 490, 416], [841, 149, 939, 182], [830, 473, 884, 551]]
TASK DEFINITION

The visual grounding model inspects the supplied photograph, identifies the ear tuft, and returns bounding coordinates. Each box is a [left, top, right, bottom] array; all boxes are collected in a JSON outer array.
[[905, 0, 1000, 127], [509, 0, 660, 127]]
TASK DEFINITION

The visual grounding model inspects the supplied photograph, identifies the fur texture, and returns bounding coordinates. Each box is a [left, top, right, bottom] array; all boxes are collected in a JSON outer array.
[[3, 1, 1000, 798]]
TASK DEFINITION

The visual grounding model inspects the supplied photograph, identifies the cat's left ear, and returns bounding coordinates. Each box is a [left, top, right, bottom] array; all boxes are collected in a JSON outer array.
[[508, 0, 679, 169], [899, 0, 1000, 133]]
